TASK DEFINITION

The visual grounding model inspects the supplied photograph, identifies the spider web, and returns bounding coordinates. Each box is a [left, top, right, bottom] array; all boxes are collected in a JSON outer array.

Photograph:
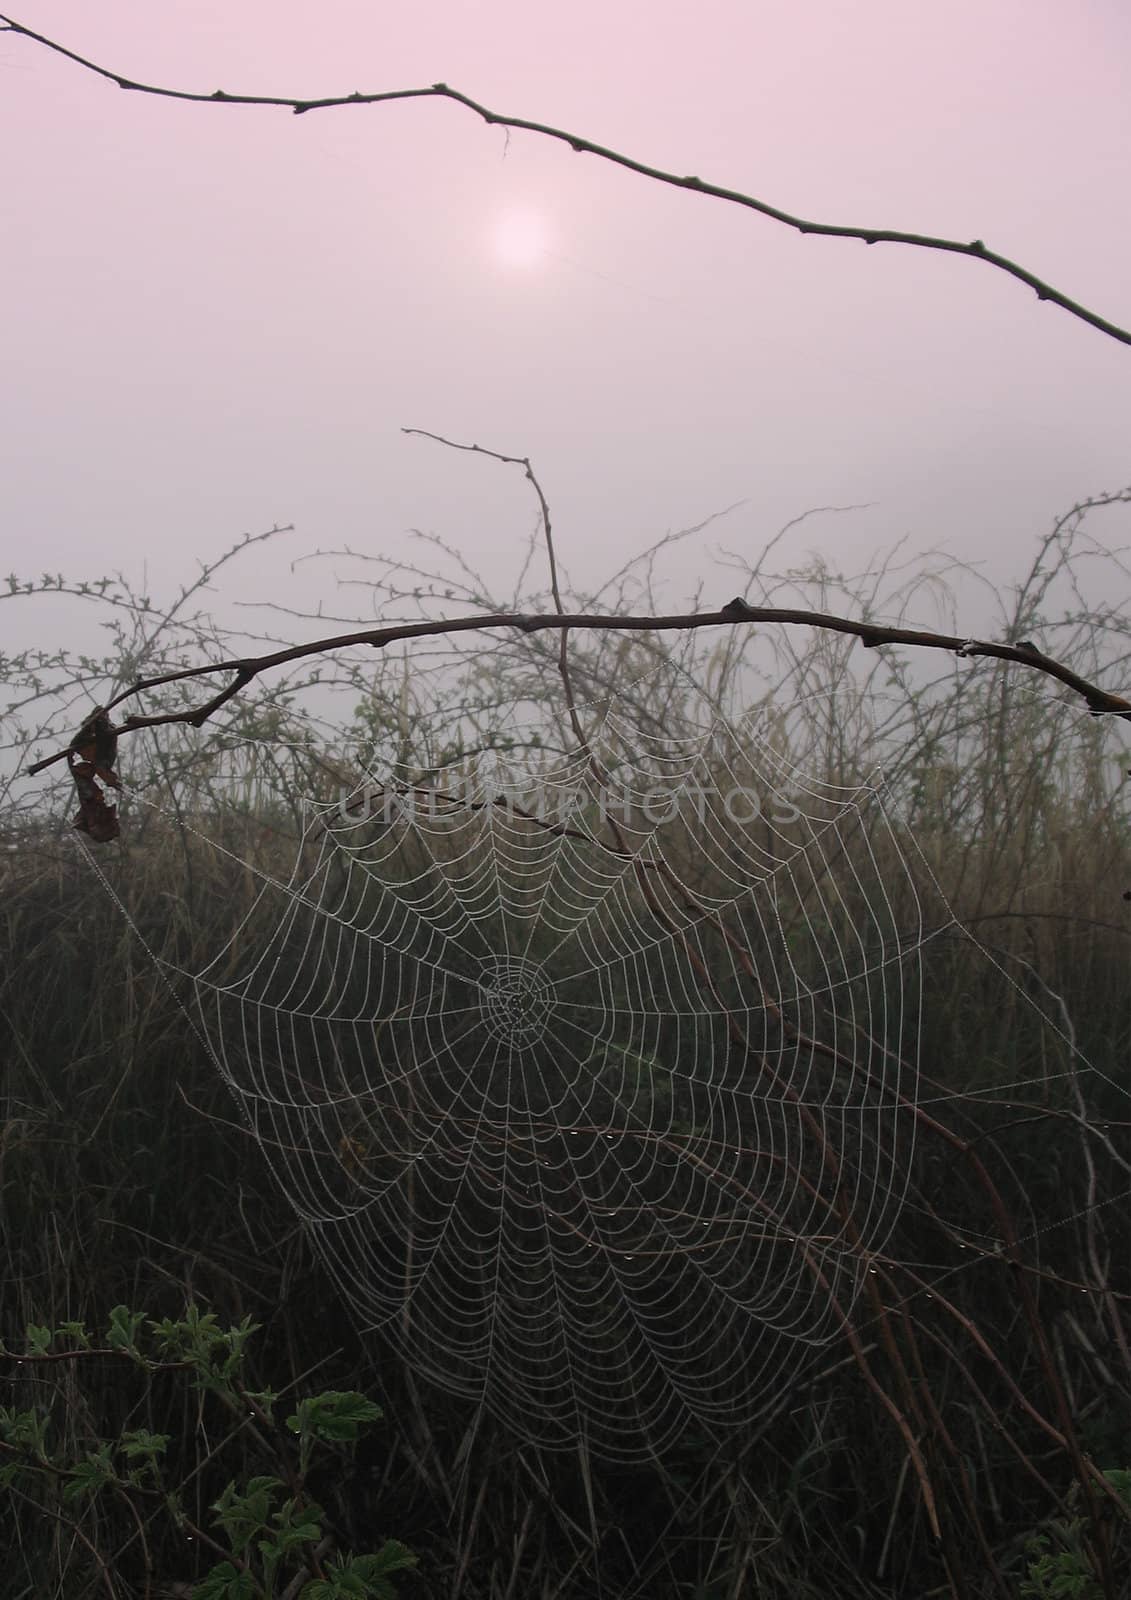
[[185, 687, 923, 1458]]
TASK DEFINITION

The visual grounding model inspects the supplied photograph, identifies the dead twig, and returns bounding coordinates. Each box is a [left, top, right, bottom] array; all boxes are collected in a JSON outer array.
[[1, 15, 1129, 348], [26, 586, 1131, 788]]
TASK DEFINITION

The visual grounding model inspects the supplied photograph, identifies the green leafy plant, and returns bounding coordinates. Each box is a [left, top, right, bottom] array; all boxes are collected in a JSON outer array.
[[0, 1306, 415, 1599], [1019, 1472, 1131, 1600]]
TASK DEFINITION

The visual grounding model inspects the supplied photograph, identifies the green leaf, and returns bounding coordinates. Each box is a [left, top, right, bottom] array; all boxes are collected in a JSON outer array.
[[54, 1321, 92, 1348], [286, 1392, 383, 1445], [24, 1324, 52, 1355], [119, 1428, 170, 1464], [258, 1496, 323, 1561], [210, 1475, 284, 1555], [106, 1305, 145, 1353], [244, 1387, 277, 1420], [1103, 1466, 1131, 1504], [62, 1445, 115, 1502], [360, 1540, 418, 1581], [0, 1405, 46, 1454], [191, 1561, 259, 1600], [151, 1304, 220, 1358], [300, 1542, 418, 1599], [149, 1306, 261, 1388], [286, 1391, 382, 1477]]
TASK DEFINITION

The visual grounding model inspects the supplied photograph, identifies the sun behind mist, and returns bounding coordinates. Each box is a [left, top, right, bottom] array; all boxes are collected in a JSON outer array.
[[490, 211, 550, 270]]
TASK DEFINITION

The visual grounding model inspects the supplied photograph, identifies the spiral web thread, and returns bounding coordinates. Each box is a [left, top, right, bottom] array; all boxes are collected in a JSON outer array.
[[190, 694, 923, 1459]]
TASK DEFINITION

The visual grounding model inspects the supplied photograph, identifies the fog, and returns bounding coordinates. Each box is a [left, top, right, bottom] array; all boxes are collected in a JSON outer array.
[[2, 0, 1129, 645]]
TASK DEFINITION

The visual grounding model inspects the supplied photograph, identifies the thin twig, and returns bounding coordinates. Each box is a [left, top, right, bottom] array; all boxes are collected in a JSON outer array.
[[1, 15, 1129, 347], [403, 428, 586, 745]]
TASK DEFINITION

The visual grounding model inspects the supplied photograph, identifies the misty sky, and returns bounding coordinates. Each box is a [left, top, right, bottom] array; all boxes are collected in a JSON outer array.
[[2, 0, 1129, 642]]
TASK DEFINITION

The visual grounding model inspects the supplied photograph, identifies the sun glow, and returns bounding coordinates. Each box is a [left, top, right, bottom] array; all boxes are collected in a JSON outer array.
[[490, 211, 550, 270]]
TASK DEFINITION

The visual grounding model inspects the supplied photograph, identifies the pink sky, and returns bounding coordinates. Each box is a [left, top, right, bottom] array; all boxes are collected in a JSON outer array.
[[2, 0, 1129, 628]]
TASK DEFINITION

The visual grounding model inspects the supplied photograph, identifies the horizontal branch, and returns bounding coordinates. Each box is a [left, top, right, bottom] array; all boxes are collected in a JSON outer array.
[[2, 14, 1128, 347], [25, 598, 1131, 778], [2, 1344, 193, 1370]]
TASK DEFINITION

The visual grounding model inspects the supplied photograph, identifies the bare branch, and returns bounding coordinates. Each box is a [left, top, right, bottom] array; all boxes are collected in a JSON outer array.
[[2, 13, 1129, 347], [403, 427, 586, 748], [23, 590, 1131, 782]]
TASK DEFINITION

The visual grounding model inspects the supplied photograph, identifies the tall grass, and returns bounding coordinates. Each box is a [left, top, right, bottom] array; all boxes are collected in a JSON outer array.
[[2, 492, 1130, 1597]]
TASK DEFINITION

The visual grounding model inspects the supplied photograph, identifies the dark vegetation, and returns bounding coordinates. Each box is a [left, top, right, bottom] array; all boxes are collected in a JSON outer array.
[[2, 492, 1131, 1597]]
